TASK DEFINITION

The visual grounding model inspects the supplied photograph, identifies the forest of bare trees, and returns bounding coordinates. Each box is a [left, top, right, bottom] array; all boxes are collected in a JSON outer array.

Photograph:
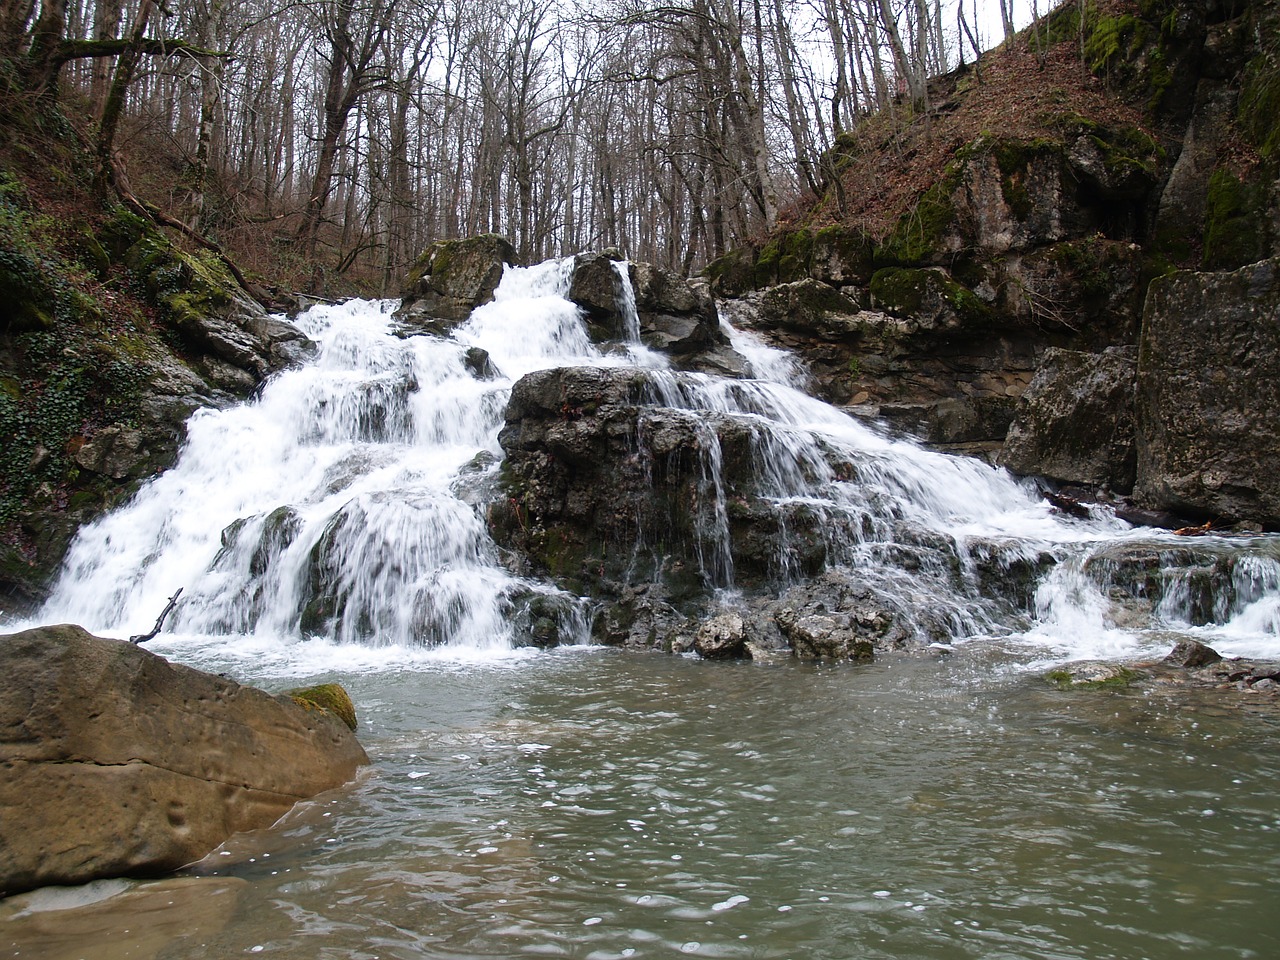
[[1, 0, 1027, 290]]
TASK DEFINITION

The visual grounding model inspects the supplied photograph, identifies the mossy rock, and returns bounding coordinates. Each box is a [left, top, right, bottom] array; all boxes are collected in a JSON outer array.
[[286, 683, 358, 731], [1239, 38, 1280, 161], [874, 176, 957, 266], [0, 248, 55, 332], [123, 231, 237, 328], [97, 205, 148, 259], [400, 234, 516, 300], [1202, 168, 1267, 270], [811, 226, 877, 285], [869, 267, 992, 330], [1045, 664, 1140, 691], [704, 247, 757, 297]]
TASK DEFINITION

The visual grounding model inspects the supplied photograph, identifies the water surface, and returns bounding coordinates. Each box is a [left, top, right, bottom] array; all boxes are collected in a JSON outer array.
[[18, 645, 1267, 960]]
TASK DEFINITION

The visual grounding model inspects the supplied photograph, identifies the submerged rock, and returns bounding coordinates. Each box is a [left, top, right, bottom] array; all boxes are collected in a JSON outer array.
[[0, 625, 368, 896], [0, 876, 247, 959], [1045, 661, 1140, 690]]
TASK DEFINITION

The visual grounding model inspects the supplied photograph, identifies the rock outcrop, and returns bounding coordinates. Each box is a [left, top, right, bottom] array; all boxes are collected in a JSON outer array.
[[1, 208, 314, 615], [395, 234, 517, 333], [1136, 258, 1280, 524], [489, 366, 1053, 655], [0, 624, 368, 896], [566, 252, 749, 376], [705, 0, 1280, 494], [1000, 347, 1138, 491]]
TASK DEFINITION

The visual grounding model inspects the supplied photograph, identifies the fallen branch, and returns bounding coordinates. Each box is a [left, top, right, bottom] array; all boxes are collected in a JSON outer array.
[[129, 588, 184, 644], [110, 156, 270, 309], [1173, 521, 1215, 537]]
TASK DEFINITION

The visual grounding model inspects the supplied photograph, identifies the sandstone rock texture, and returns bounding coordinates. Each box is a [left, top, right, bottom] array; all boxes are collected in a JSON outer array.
[[1136, 258, 1280, 524], [0, 625, 368, 896]]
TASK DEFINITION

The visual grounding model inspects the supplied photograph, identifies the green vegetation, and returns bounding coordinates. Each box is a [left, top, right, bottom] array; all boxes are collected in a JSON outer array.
[[874, 177, 957, 266], [1045, 666, 1139, 690], [287, 683, 359, 731], [0, 175, 152, 529], [1238, 38, 1280, 161], [1202, 169, 1267, 270], [869, 267, 993, 328]]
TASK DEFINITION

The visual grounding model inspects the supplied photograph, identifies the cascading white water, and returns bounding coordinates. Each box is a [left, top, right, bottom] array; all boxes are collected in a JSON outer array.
[[38, 263, 604, 653], [30, 256, 1280, 664]]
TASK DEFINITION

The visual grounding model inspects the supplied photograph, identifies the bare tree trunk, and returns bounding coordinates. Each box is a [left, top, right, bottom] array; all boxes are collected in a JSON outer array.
[[94, 0, 157, 200]]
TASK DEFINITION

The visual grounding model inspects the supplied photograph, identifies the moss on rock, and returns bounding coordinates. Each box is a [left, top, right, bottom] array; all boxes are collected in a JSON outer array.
[[287, 683, 359, 731], [874, 177, 957, 266], [1045, 665, 1139, 690], [1202, 168, 1266, 270], [869, 266, 992, 329]]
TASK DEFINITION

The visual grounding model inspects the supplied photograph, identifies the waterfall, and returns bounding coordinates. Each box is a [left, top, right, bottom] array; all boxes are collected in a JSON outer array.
[[611, 259, 641, 343], [30, 257, 1280, 663]]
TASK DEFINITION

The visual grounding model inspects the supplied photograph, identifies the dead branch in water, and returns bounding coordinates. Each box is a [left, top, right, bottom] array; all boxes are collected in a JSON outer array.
[[129, 588, 184, 644]]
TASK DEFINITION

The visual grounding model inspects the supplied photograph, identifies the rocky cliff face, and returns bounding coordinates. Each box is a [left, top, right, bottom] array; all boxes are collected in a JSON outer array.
[[1136, 258, 1280, 521], [708, 0, 1280, 525]]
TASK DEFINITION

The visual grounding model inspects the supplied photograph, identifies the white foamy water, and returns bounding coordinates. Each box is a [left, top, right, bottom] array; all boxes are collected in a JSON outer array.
[[26, 257, 1280, 669]]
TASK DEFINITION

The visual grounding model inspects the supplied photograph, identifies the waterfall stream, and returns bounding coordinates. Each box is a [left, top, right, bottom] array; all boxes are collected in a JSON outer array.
[[28, 257, 1280, 666]]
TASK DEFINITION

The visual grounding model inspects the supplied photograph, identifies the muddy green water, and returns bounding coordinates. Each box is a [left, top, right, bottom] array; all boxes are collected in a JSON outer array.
[[6, 647, 1280, 959]]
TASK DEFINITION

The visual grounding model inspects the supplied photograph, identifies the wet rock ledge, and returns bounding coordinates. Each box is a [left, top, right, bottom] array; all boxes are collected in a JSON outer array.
[[0, 625, 368, 897]]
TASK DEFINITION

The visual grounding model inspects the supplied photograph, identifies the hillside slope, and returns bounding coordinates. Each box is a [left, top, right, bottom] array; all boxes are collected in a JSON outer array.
[[710, 0, 1279, 524]]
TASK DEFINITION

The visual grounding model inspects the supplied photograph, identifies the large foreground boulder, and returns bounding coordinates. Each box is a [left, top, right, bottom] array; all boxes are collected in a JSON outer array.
[[0, 625, 368, 896], [1136, 258, 1280, 524]]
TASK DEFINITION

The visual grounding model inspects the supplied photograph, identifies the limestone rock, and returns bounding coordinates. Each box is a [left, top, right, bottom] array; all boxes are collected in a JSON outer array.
[[1000, 347, 1137, 491], [693, 614, 748, 660], [1136, 258, 1280, 523], [396, 234, 517, 331], [491, 366, 827, 604], [632, 264, 742, 372], [74, 425, 149, 480], [1163, 639, 1223, 668], [755, 278, 866, 338], [568, 251, 626, 339], [0, 625, 368, 896], [1045, 661, 1139, 689]]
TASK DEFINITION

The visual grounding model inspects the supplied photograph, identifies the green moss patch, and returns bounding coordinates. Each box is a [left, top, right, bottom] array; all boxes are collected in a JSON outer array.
[[1045, 665, 1139, 691], [287, 683, 358, 731], [874, 177, 957, 266], [1202, 168, 1266, 271], [869, 266, 993, 328]]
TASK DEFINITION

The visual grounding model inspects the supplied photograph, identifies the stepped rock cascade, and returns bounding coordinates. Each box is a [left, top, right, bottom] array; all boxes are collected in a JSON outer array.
[[29, 257, 1280, 662]]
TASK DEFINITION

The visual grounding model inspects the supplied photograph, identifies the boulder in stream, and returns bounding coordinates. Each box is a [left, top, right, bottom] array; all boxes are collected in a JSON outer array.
[[567, 254, 750, 376], [0, 624, 368, 896], [1136, 258, 1280, 525], [396, 234, 517, 333]]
